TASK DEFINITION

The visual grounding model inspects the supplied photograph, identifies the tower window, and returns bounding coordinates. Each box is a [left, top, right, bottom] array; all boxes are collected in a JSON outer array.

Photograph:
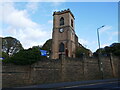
[[71, 19, 73, 27], [60, 17, 64, 26], [59, 42, 64, 52]]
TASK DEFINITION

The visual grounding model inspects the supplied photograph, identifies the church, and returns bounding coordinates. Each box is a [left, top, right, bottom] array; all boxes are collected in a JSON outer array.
[[51, 9, 79, 59]]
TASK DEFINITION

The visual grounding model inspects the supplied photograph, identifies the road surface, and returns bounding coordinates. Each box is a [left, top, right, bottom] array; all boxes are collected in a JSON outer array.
[[2, 78, 120, 90], [58, 81, 120, 89]]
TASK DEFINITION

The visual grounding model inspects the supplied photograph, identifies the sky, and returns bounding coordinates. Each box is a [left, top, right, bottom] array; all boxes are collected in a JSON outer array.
[[0, 1, 118, 52]]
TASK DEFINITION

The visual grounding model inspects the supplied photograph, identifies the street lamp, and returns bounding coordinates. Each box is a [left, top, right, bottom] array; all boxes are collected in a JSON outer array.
[[97, 25, 105, 49], [97, 25, 105, 79]]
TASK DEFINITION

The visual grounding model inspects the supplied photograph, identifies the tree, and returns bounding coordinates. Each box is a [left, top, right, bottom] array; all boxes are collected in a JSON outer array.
[[75, 43, 92, 58], [42, 39, 52, 51], [94, 43, 120, 57], [42, 39, 52, 56], [2, 37, 23, 55], [2, 52, 9, 59], [3, 47, 46, 65]]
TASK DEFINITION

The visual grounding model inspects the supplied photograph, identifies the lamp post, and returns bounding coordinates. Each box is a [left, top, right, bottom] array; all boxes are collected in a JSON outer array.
[[97, 25, 105, 79]]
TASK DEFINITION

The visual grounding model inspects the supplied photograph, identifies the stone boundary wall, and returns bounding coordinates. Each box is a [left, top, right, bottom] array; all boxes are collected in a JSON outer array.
[[2, 55, 119, 88]]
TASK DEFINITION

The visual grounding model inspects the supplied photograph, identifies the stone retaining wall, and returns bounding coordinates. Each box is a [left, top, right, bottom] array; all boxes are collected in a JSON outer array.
[[2, 55, 119, 88]]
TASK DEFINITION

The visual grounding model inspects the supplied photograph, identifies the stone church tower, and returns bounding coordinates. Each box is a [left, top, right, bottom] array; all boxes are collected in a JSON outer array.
[[51, 9, 78, 59]]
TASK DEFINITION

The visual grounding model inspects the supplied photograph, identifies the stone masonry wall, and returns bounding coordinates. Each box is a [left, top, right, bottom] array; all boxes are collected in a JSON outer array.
[[2, 55, 119, 88]]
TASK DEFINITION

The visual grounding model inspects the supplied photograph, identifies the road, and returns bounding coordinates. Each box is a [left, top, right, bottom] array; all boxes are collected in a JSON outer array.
[[20, 78, 119, 89], [2, 79, 119, 90], [58, 81, 120, 89]]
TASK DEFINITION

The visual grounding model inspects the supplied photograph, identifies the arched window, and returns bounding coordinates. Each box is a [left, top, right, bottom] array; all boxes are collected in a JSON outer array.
[[71, 19, 73, 27], [59, 42, 64, 52], [60, 17, 64, 26]]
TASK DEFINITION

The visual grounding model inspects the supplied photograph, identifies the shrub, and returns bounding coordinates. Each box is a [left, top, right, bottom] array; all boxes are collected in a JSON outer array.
[[3, 47, 46, 65]]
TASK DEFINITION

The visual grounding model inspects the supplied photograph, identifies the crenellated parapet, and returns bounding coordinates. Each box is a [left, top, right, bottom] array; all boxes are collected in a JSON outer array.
[[53, 9, 75, 19]]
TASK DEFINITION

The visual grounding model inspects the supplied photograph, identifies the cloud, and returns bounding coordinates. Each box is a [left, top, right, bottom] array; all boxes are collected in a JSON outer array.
[[1, 2, 51, 49], [26, 2, 39, 13], [112, 31, 119, 36], [52, 2, 62, 6], [79, 38, 88, 47], [14, 0, 66, 2], [51, 9, 59, 15], [99, 25, 112, 33], [50, 2, 65, 6], [108, 36, 113, 41], [101, 43, 111, 48], [1, 3, 38, 28], [26, 0, 65, 2], [107, 31, 118, 41], [1, 0, 119, 2], [48, 20, 53, 24]]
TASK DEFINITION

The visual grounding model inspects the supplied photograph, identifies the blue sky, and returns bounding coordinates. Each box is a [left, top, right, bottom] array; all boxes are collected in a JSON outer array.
[[1, 2, 118, 52]]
